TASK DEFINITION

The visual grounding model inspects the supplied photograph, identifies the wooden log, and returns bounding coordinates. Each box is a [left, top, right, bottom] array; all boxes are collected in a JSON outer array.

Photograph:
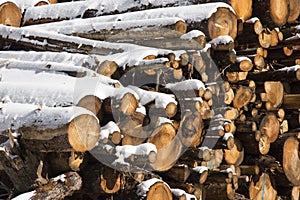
[[249, 172, 277, 200], [0, 103, 100, 152], [136, 178, 172, 200], [0, 25, 152, 55], [23, 2, 237, 40], [148, 123, 182, 171], [252, 0, 289, 27], [0, 58, 96, 77], [0, 142, 38, 193], [259, 112, 280, 143], [287, 0, 300, 23], [204, 182, 235, 200], [188, 166, 209, 185], [12, 172, 82, 200], [0, 1, 22, 27], [177, 111, 204, 147], [291, 186, 300, 200], [99, 166, 121, 194], [161, 164, 190, 183], [171, 188, 197, 200], [30, 17, 188, 41], [224, 138, 244, 166], [127, 85, 178, 118], [283, 137, 300, 186]]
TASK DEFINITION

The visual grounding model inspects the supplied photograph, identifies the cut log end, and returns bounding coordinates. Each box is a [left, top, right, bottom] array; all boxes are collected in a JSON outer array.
[[77, 95, 102, 115], [175, 20, 187, 34], [68, 114, 101, 152], [283, 137, 300, 186], [270, 0, 289, 26], [259, 113, 279, 143], [208, 7, 237, 40], [0, 2, 22, 27], [231, 0, 253, 22], [249, 173, 277, 200], [119, 93, 139, 116], [146, 181, 173, 200]]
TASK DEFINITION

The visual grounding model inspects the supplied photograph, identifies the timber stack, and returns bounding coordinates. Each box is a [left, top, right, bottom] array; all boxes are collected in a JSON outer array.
[[0, 0, 300, 199]]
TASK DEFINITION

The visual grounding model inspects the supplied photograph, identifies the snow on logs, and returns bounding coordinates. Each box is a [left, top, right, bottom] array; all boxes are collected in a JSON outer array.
[[23, 2, 237, 40], [0, 103, 100, 152]]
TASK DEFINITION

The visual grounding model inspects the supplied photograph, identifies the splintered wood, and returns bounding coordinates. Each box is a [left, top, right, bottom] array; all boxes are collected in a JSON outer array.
[[0, 0, 300, 200]]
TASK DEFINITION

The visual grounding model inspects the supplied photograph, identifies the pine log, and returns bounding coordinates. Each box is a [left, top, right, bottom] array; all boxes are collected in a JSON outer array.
[[224, 138, 244, 166], [23, 2, 237, 40], [291, 186, 300, 200], [171, 188, 197, 200], [177, 111, 204, 147], [259, 112, 280, 143], [283, 137, 300, 186], [252, 0, 289, 27], [0, 141, 38, 193], [0, 1, 22, 27], [29, 17, 188, 40], [249, 172, 277, 200], [99, 167, 121, 194], [12, 172, 82, 200], [0, 103, 100, 152], [287, 0, 300, 23], [188, 166, 209, 185], [204, 182, 235, 200], [161, 164, 191, 183], [136, 178, 172, 200], [0, 58, 96, 77], [147, 123, 182, 171]]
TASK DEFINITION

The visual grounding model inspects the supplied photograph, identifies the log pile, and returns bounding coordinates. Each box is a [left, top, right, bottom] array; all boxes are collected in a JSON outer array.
[[0, 0, 300, 200]]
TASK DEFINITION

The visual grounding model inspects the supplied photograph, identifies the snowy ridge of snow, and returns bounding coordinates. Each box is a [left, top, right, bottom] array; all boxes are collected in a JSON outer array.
[[209, 35, 233, 45], [136, 104, 146, 115], [24, 0, 234, 23], [0, 103, 97, 133], [245, 17, 259, 23], [193, 166, 208, 174], [278, 65, 300, 71], [158, 117, 173, 126], [100, 121, 120, 140], [128, 85, 177, 109], [286, 33, 300, 41], [166, 79, 205, 91], [223, 132, 234, 141], [12, 191, 35, 200], [53, 174, 66, 182], [236, 56, 251, 63], [113, 143, 157, 166], [180, 30, 205, 40], [171, 188, 197, 200], [136, 178, 166, 197], [28, 17, 185, 35], [0, 58, 97, 77]]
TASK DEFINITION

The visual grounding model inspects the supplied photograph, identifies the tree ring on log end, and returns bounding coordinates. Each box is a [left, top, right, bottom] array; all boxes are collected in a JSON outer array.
[[68, 114, 101, 152], [0, 2, 22, 27]]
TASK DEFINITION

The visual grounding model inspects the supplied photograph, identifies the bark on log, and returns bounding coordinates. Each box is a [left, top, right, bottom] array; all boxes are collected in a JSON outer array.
[[12, 172, 82, 200], [29, 17, 187, 40], [23, 2, 237, 40], [0, 1, 22, 27]]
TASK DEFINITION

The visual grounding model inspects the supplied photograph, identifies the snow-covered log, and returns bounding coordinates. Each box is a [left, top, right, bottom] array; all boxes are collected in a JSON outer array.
[[23, 2, 237, 40], [0, 69, 140, 115], [127, 85, 178, 118], [28, 17, 187, 40], [0, 103, 100, 152], [136, 178, 172, 200], [12, 172, 82, 200], [0, 58, 97, 77]]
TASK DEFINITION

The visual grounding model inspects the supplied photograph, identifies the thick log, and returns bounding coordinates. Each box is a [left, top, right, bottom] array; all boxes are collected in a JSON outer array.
[[0, 1, 22, 27], [12, 172, 82, 200], [291, 186, 300, 200], [148, 123, 182, 171], [0, 103, 100, 152], [252, 0, 289, 27], [23, 2, 237, 40], [224, 138, 244, 166], [136, 178, 172, 200], [249, 172, 277, 200], [287, 0, 300, 23], [259, 112, 280, 143], [171, 188, 197, 200], [283, 137, 300, 186]]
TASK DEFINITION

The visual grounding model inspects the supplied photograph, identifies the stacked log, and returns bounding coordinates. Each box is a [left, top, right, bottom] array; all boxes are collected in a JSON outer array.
[[0, 1, 300, 200]]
